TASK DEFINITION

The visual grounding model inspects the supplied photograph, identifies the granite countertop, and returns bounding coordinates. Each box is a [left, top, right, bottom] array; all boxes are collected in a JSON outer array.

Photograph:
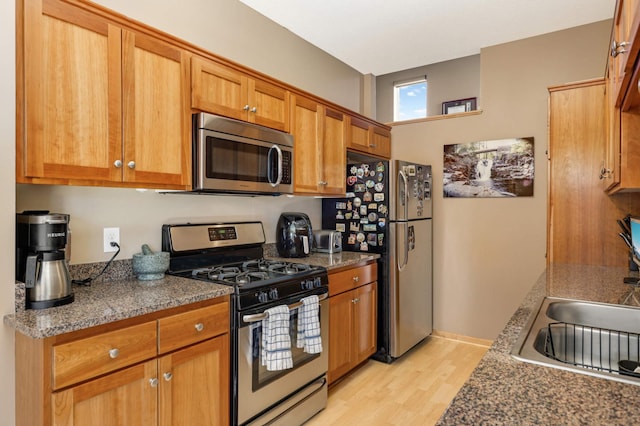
[[437, 264, 640, 425], [264, 247, 380, 270], [5, 248, 378, 340], [4, 275, 233, 339]]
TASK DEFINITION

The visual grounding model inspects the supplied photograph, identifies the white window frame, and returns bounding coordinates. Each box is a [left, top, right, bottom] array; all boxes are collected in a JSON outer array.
[[393, 76, 427, 122]]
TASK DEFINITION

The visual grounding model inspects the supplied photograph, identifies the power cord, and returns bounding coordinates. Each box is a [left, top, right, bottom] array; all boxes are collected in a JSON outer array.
[[72, 242, 121, 286]]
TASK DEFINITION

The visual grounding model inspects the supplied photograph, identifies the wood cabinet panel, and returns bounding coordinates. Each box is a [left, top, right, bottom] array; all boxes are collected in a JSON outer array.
[[346, 116, 392, 159], [328, 263, 377, 385], [328, 290, 355, 383], [158, 335, 230, 426], [22, 0, 122, 182], [122, 30, 191, 187], [158, 301, 229, 354], [329, 262, 376, 296], [52, 360, 157, 426], [19, 0, 191, 189], [52, 321, 157, 390], [191, 56, 289, 131], [549, 80, 640, 266], [291, 94, 346, 195]]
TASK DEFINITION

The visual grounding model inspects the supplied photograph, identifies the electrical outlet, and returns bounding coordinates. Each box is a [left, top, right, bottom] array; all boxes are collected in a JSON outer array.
[[103, 227, 120, 252]]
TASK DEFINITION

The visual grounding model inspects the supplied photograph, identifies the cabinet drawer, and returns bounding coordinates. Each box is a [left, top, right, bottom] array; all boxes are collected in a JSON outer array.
[[329, 263, 377, 296], [158, 301, 229, 354], [53, 321, 157, 390]]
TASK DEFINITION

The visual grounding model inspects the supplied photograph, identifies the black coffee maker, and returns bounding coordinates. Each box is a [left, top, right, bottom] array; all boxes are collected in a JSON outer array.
[[16, 211, 74, 309], [276, 212, 313, 258]]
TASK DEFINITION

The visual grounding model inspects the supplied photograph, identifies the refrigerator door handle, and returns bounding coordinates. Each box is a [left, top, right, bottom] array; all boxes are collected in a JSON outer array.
[[397, 222, 409, 271], [398, 169, 409, 220]]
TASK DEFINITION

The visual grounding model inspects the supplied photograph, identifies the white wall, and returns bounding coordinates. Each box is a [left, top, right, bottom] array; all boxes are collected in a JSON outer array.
[[1, 0, 16, 423], [391, 20, 611, 340]]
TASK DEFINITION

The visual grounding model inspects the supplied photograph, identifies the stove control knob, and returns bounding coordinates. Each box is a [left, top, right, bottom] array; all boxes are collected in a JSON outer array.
[[257, 291, 269, 303], [306, 279, 315, 290], [269, 288, 279, 300], [314, 277, 322, 288]]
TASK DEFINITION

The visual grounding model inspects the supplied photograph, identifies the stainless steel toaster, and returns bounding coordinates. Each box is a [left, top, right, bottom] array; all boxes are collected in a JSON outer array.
[[314, 230, 342, 253]]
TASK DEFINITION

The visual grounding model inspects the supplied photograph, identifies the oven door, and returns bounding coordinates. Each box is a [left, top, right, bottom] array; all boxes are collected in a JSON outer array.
[[237, 293, 328, 425], [195, 127, 293, 195]]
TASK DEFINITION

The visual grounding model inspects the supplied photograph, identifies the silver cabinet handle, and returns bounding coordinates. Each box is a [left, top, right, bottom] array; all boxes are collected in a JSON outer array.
[[149, 378, 158, 387], [318, 181, 328, 186], [114, 160, 122, 168], [127, 161, 135, 169], [195, 323, 204, 332], [163, 372, 173, 382], [638, 79, 640, 94], [109, 348, 120, 359], [369, 143, 377, 148], [611, 40, 628, 57], [352, 298, 360, 304], [243, 105, 250, 111], [352, 276, 359, 282], [251, 106, 257, 113]]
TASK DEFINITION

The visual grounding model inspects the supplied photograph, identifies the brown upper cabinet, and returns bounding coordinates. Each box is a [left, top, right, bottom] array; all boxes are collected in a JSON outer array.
[[17, 0, 192, 190], [191, 56, 290, 132], [347, 116, 391, 159], [602, 0, 640, 193], [290, 94, 346, 195]]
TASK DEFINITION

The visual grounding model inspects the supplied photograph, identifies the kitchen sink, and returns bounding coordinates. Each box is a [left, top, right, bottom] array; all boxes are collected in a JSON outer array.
[[511, 297, 640, 386]]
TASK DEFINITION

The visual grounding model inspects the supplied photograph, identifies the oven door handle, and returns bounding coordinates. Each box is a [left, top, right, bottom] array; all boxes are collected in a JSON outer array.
[[242, 293, 328, 323]]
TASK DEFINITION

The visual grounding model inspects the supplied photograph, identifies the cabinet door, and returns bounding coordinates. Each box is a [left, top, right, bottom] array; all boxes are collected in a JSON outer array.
[[291, 94, 323, 194], [122, 31, 191, 188], [322, 108, 347, 194], [328, 290, 355, 384], [158, 335, 230, 426], [52, 360, 157, 426], [191, 56, 249, 121], [347, 116, 371, 153], [21, 0, 122, 182], [370, 126, 391, 159], [248, 78, 290, 132], [354, 282, 377, 364]]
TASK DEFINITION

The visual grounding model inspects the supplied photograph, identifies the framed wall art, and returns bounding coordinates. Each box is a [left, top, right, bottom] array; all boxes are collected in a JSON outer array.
[[442, 97, 477, 115], [443, 137, 534, 198]]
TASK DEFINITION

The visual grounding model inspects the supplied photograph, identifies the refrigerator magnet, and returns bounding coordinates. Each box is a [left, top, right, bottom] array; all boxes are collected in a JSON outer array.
[[366, 179, 375, 188], [356, 232, 365, 242], [336, 211, 344, 219], [354, 184, 366, 193], [378, 233, 384, 246], [368, 212, 378, 221], [363, 191, 372, 202], [368, 203, 377, 210], [347, 176, 357, 186], [345, 212, 352, 219], [353, 197, 362, 207], [363, 224, 376, 232], [374, 182, 384, 192], [350, 166, 358, 175], [376, 162, 385, 172], [360, 205, 367, 215], [350, 222, 360, 232], [360, 242, 369, 251], [353, 212, 360, 219], [336, 201, 346, 209], [367, 233, 377, 246], [374, 193, 385, 202], [336, 223, 346, 232], [378, 218, 386, 228], [378, 205, 388, 215], [356, 168, 364, 178], [348, 234, 356, 244]]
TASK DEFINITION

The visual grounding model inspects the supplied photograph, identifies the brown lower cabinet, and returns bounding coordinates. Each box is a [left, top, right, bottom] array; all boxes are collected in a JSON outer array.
[[16, 297, 230, 426], [328, 262, 377, 385]]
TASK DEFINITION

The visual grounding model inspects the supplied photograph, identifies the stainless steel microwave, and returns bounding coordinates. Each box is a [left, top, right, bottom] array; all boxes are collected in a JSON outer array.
[[193, 113, 294, 195]]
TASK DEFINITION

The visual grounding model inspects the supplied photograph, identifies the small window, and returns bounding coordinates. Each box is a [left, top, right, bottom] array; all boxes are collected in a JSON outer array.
[[393, 77, 427, 122]]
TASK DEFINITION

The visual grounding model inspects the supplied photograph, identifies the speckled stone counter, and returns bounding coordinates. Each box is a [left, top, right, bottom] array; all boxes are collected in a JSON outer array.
[[4, 275, 232, 339], [263, 244, 379, 270], [437, 264, 640, 425]]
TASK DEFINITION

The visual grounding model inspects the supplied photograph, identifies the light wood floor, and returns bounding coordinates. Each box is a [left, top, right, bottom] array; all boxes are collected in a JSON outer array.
[[305, 336, 489, 425]]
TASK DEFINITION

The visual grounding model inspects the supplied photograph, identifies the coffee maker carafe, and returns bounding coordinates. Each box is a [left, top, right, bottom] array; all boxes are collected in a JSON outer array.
[[16, 211, 74, 309]]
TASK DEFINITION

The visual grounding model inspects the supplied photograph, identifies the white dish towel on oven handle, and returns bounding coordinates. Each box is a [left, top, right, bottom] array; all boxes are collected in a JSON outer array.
[[261, 305, 293, 371], [297, 295, 322, 354]]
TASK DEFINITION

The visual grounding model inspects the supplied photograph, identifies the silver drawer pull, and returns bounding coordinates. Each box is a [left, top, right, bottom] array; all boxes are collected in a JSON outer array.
[[163, 372, 173, 382], [352, 276, 360, 282], [109, 348, 120, 359], [195, 323, 204, 332], [149, 378, 158, 388]]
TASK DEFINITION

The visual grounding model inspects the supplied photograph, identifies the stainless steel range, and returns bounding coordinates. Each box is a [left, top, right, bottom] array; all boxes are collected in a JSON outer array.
[[162, 221, 329, 426]]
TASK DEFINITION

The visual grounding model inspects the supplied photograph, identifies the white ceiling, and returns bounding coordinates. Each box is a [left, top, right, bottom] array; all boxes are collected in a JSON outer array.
[[238, 0, 615, 76]]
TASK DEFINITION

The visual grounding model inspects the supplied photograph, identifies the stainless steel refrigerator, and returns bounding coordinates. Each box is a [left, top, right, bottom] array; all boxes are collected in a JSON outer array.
[[322, 159, 433, 362]]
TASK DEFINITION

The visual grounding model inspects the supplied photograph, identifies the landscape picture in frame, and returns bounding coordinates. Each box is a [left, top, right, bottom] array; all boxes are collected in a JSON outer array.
[[443, 137, 534, 198]]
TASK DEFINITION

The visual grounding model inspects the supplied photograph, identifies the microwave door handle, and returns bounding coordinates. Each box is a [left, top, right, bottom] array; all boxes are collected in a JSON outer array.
[[268, 145, 283, 187]]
